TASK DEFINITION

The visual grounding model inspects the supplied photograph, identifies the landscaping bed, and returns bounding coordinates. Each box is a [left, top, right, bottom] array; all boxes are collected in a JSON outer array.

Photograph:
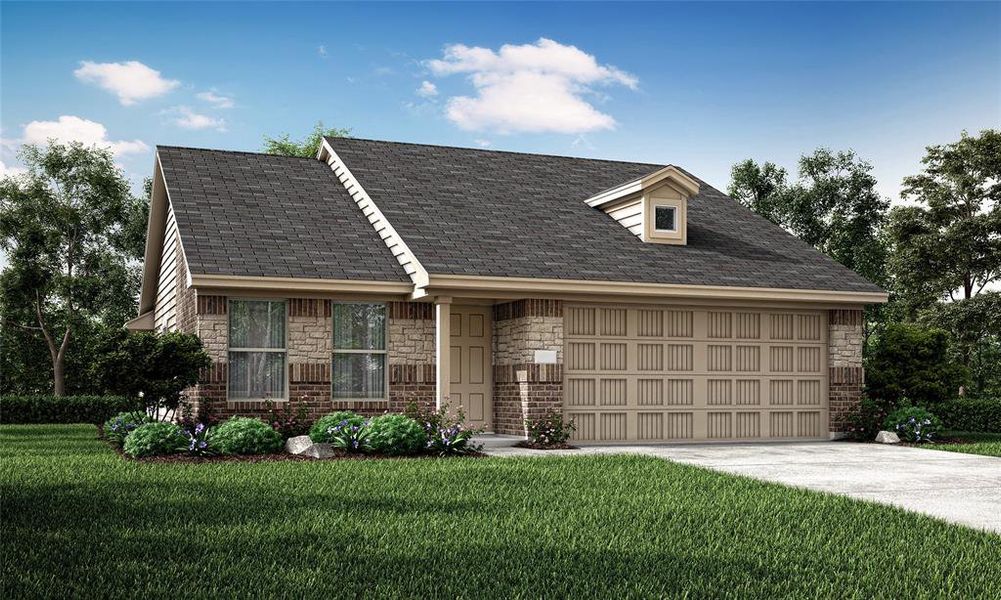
[[909, 432, 1001, 458], [3, 424, 1000, 599]]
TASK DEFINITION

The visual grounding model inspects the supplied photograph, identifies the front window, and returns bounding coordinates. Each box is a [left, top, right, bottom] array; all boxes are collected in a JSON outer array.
[[228, 300, 286, 400], [332, 303, 387, 399], [655, 205, 677, 232]]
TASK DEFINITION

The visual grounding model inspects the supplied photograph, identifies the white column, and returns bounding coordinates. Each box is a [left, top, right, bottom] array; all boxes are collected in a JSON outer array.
[[435, 296, 452, 409]]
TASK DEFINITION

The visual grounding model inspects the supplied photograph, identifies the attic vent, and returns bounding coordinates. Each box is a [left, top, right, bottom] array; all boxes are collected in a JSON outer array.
[[584, 165, 699, 246]]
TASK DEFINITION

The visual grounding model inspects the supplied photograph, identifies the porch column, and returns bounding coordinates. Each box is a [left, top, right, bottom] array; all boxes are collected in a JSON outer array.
[[435, 296, 452, 409]]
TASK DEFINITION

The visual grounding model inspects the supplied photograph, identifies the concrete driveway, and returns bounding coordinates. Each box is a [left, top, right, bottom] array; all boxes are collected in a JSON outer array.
[[479, 437, 1001, 534]]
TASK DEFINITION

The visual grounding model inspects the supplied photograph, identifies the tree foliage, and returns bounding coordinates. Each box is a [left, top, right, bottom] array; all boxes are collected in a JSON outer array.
[[92, 329, 211, 420], [262, 122, 350, 158], [866, 323, 967, 407], [728, 159, 789, 226], [0, 142, 148, 395]]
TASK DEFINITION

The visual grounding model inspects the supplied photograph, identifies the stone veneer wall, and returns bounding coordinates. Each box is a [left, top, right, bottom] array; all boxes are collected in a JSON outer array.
[[180, 297, 436, 419], [492, 300, 564, 435], [828, 308, 865, 434]]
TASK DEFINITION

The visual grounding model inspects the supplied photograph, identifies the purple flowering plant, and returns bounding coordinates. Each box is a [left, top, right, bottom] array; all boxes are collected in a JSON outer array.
[[182, 422, 215, 456], [525, 411, 575, 447], [885, 405, 941, 443], [405, 402, 482, 456], [327, 419, 372, 453]]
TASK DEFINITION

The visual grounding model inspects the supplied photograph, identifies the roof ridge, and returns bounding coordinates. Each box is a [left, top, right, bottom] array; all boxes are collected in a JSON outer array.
[[324, 136, 669, 169], [156, 144, 320, 161]]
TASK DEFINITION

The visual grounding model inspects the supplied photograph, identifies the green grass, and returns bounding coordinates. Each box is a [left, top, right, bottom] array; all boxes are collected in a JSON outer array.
[[929, 431, 1001, 457], [3, 425, 999, 599]]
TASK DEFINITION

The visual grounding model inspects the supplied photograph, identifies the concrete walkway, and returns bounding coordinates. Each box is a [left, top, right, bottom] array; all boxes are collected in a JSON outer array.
[[477, 436, 1001, 534]]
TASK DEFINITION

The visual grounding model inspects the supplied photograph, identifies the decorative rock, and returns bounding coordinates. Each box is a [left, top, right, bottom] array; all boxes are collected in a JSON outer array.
[[875, 431, 900, 444], [285, 435, 314, 455], [305, 443, 336, 459]]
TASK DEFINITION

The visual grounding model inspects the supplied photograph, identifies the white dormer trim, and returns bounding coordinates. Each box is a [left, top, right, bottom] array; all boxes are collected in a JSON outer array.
[[585, 165, 699, 208], [317, 139, 429, 290], [586, 165, 699, 246]]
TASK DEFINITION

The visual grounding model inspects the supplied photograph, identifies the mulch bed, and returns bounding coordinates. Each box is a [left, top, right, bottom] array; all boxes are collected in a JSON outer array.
[[110, 444, 486, 463], [513, 441, 578, 450]]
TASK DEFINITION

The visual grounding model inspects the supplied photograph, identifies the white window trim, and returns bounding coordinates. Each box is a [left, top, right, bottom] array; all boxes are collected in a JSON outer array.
[[227, 298, 289, 402], [331, 301, 390, 402], [654, 205, 678, 233]]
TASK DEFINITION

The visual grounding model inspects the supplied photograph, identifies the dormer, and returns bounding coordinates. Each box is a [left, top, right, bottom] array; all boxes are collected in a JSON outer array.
[[585, 165, 700, 245]]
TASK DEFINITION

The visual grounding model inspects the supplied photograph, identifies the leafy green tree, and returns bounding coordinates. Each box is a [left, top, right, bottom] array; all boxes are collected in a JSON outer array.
[[92, 329, 210, 420], [727, 159, 789, 226], [866, 323, 968, 407], [0, 142, 147, 395], [918, 292, 1001, 397], [890, 129, 1001, 309], [262, 122, 350, 158]]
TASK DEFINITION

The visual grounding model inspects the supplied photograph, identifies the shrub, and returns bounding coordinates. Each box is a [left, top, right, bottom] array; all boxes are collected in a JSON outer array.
[[866, 324, 967, 407], [0, 395, 138, 425], [212, 417, 284, 455], [405, 402, 481, 456], [367, 414, 425, 456], [182, 423, 214, 456], [309, 411, 366, 443], [934, 398, 1001, 433], [885, 406, 942, 443], [526, 411, 576, 447], [327, 419, 372, 453], [103, 411, 152, 448], [265, 396, 313, 439], [123, 422, 188, 457], [844, 397, 900, 441]]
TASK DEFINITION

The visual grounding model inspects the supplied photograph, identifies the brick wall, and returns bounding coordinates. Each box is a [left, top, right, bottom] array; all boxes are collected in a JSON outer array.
[[828, 309, 865, 434], [492, 300, 564, 436]]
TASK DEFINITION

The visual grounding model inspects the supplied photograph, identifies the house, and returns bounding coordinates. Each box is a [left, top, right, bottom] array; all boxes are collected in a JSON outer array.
[[129, 137, 886, 442]]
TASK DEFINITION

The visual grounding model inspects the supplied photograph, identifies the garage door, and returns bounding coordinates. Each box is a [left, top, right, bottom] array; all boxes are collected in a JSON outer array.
[[564, 304, 828, 442]]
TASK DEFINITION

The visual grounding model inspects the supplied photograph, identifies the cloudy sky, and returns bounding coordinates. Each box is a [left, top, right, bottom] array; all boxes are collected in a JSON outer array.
[[2, 2, 999, 201]]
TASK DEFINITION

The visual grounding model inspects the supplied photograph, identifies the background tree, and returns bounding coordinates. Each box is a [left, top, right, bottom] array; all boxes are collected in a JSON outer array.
[[865, 323, 968, 407], [0, 142, 148, 395], [262, 122, 350, 158], [727, 159, 788, 226]]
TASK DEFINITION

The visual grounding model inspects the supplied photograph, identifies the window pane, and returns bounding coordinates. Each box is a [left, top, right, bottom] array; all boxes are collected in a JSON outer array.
[[333, 303, 385, 350], [228, 351, 286, 399], [655, 206, 676, 231], [332, 353, 386, 399], [230, 300, 285, 349]]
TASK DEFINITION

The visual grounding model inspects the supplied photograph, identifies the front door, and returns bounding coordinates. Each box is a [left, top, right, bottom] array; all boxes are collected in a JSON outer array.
[[450, 305, 493, 430]]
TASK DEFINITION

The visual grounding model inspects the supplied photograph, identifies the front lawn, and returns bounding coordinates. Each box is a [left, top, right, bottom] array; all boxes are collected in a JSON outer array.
[[928, 431, 1001, 457], [3, 425, 999, 598]]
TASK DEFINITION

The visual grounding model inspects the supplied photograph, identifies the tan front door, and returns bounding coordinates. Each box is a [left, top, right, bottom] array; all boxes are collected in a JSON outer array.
[[564, 304, 829, 443], [450, 305, 493, 430]]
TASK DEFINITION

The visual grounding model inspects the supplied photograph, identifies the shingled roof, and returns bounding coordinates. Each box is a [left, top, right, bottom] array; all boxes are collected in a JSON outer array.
[[324, 137, 883, 293], [158, 146, 408, 282]]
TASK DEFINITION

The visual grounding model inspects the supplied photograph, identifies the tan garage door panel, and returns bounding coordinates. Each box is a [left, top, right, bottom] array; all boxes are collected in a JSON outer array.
[[564, 305, 828, 443]]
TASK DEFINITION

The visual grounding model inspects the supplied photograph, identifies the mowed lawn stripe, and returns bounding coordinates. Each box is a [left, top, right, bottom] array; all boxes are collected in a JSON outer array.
[[2, 425, 998, 599]]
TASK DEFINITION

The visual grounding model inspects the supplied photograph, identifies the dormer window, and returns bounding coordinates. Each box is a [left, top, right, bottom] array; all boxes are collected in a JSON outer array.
[[585, 165, 698, 246], [654, 205, 677, 232]]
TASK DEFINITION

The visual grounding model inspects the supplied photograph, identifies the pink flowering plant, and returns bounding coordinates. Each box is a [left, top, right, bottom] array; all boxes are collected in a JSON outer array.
[[405, 402, 482, 456], [525, 412, 575, 447]]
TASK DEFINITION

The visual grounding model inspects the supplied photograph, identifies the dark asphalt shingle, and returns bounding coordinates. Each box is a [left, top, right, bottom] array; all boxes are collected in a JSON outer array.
[[157, 146, 408, 282], [325, 137, 883, 293]]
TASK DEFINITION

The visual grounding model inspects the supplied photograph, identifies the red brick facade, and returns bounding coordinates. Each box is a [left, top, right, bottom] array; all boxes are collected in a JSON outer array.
[[493, 364, 564, 435]]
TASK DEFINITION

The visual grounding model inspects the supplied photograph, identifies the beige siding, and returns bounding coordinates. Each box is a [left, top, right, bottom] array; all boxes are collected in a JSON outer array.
[[564, 304, 829, 443], [604, 198, 644, 237], [153, 204, 180, 331]]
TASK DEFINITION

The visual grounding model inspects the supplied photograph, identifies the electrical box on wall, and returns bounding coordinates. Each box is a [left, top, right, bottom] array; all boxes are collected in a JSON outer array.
[[534, 350, 558, 364]]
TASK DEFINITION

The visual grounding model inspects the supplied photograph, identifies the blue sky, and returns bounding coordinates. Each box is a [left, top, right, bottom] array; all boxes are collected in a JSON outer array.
[[2, 1, 999, 200]]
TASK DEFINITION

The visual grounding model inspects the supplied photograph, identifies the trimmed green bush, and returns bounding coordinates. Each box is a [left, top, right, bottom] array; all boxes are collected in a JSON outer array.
[[102, 411, 152, 448], [885, 406, 941, 443], [367, 414, 425, 456], [0, 395, 137, 425], [935, 398, 1001, 433], [309, 411, 366, 443], [212, 417, 283, 455], [866, 324, 967, 406], [123, 422, 188, 457]]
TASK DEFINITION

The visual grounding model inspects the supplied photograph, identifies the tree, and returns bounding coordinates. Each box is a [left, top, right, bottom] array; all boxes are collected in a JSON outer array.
[[727, 159, 788, 226], [866, 323, 968, 407], [262, 122, 350, 158], [92, 329, 210, 420], [918, 292, 1001, 397], [728, 150, 890, 290], [891, 129, 1001, 308], [0, 142, 147, 395]]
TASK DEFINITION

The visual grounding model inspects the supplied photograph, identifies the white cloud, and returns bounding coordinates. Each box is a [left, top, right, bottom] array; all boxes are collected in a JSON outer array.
[[21, 115, 149, 156], [196, 90, 234, 109], [426, 38, 637, 134], [0, 160, 27, 178], [169, 106, 226, 131], [318, 45, 328, 58], [416, 80, 438, 97], [474, 139, 492, 148], [74, 60, 180, 106]]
